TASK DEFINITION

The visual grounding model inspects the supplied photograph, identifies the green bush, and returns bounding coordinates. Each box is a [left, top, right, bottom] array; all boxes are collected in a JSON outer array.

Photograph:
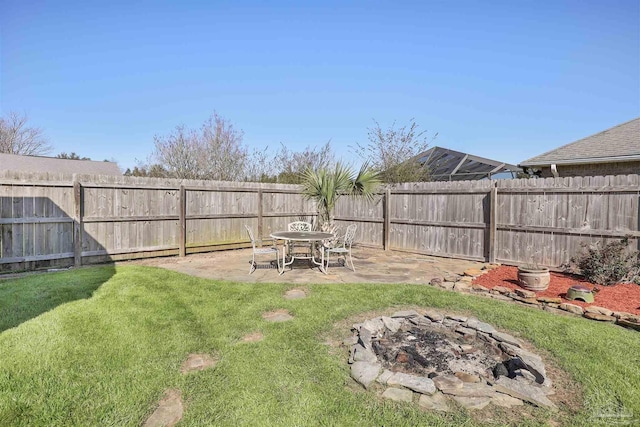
[[567, 237, 640, 285]]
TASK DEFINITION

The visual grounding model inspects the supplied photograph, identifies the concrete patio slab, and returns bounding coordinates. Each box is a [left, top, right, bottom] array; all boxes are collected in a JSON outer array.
[[131, 247, 486, 285]]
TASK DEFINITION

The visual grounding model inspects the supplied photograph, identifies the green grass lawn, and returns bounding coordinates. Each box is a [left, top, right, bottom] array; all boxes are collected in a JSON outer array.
[[0, 265, 638, 426]]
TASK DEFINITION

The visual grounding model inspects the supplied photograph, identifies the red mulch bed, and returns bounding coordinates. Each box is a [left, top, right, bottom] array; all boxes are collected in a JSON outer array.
[[473, 266, 640, 316]]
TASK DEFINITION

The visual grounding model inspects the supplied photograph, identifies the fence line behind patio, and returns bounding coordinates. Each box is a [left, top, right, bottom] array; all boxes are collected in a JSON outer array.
[[0, 171, 638, 272]]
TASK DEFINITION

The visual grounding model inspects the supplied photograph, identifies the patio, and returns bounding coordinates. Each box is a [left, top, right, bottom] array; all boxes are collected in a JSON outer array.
[[132, 247, 487, 285]]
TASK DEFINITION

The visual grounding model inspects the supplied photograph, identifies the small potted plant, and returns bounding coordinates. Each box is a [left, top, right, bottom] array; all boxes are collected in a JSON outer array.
[[517, 263, 550, 292]]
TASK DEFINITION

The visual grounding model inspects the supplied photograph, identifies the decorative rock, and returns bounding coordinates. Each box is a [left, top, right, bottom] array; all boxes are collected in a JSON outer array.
[[444, 275, 460, 282], [493, 377, 557, 410], [559, 303, 584, 315], [409, 316, 433, 327], [493, 363, 509, 378], [464, 319, 497, 334], [143, 389, 183, 427], [454, 282, 471, 292], [617, 318, 640, 331], [499, 343, 548, 386], [423, 310, 444, 322], [459, 276, 474, 283], [343, 335, 358, 346], [432, 374, 464, 390], [262, 310, 294, 322], [387, 372, 436, 395], [584, 312, 616, 322], [418, 392, 451, 412], [491, 393, 524, 408], [284, 288, 307, 300], [455, 326, 477, 338], [440, 281, 455, 290], [358, 327, 373, 349], [381, 316, 402, 333], [537, 296, 562, 304], [514, 289, 536, 298], [485, 263, 501, 270], [452, 396, 492, 410], [585, 306, 614, 317], [510, 295, 541, 305], [490, 331, 523, 348], [439, 382, 497, 398], [454, 372, 481, 383], [430, 277, 443, 286], [350, 361, 382, 389], [351, 344, 378, 363], [391, 310, 420, 318], [382, 387, 413, 403], [362, 318, 384, 333], [491, 286, 511, 295], [464, 268, 483, 277], [446, 314, 468, 323], [612, 311, 635, 320], [514, 369, 537, 382], [377, 369, 393, 385], [471, 284, 490, 293]]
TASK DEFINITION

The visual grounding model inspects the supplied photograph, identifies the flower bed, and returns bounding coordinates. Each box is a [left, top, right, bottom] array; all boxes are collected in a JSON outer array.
[[473, 266, 640, 316]]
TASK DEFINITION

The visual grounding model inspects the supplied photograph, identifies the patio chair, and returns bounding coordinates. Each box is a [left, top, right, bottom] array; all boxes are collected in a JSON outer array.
[[324, 224, 357, 272], [245, 225, 281, 274], [287, 221, 312, 257]]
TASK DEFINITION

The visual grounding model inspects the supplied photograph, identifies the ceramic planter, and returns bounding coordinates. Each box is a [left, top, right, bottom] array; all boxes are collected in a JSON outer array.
[[517, 266, 550, 292]]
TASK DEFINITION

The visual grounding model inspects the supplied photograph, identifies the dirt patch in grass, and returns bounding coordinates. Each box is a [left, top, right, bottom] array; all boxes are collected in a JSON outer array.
[[241, 331, 264, 343], [473, 266, 640, 315]]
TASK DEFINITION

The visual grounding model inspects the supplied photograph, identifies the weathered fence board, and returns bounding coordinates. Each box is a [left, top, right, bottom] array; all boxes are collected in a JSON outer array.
[[0, 170, 638, 272]]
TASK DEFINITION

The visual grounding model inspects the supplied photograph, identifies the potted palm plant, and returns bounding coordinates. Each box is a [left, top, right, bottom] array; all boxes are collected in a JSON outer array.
[[299, 162, 381, 231]]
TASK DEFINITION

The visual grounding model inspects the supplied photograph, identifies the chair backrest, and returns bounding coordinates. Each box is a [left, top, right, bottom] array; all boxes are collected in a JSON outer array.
[[245, 225, 257, 249], [343, 224, 357, 247], [288, 221, 312, 232]]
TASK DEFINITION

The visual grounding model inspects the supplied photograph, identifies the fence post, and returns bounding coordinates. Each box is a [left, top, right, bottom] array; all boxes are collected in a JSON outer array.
[[488, 184, 498, 263], [179, 185, 186, 257], [384, 188, 391, 251], [73, 178, 83, 267], [257, 189, 264, 247]]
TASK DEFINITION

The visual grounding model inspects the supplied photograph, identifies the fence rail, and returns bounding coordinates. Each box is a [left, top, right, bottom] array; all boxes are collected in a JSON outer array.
[[0, 171, 638, 272]]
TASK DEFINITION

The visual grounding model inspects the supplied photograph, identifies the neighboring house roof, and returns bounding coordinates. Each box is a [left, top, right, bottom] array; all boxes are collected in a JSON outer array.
[[0, 153, 121, 176], [415, 146, 522, 181], [520, 117, 640, 167]]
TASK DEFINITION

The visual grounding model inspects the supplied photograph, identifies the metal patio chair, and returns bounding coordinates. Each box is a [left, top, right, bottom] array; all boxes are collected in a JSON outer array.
[[324, 224, 357, 272], [287, 221, 312, 257], [245, 225, 281, 274]]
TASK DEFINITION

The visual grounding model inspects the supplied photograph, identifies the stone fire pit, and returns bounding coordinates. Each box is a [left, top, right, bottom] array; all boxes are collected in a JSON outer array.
[[347, 310, 557, 412]]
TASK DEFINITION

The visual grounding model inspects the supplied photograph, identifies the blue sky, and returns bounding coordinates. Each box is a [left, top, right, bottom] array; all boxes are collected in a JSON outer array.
[[1, 0, 638, 171]]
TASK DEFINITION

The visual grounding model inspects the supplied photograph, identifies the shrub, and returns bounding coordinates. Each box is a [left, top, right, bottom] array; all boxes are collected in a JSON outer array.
[[567, 237, 640, 285]]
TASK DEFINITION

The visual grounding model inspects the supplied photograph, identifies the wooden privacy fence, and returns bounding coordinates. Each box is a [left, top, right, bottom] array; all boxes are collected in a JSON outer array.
[[334, 174, 640, 266], [1, 171, 639, 272], [0, 172, 316, 272]]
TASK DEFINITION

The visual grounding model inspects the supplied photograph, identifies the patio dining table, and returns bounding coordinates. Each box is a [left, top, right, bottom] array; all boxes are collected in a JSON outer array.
[[270, 231, 334, 274]]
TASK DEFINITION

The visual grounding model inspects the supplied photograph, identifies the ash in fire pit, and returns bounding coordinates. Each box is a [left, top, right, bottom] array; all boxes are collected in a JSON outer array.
[[348, 310, 557, 412]]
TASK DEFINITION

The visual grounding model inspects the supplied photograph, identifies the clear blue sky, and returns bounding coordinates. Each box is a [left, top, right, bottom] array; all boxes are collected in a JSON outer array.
[[2, 0, 639, 171]]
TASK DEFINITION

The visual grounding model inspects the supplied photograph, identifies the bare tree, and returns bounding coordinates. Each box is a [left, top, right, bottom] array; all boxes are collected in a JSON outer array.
[[352, 119, 436, 184], [0, 112, 52, 155], [244, 141, 336, 184], [153, 112, 247, 181], [56, 152, 91, 160]]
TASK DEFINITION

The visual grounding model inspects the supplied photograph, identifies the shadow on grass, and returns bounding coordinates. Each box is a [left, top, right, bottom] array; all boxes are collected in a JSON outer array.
[[0, 265, 116, 333]]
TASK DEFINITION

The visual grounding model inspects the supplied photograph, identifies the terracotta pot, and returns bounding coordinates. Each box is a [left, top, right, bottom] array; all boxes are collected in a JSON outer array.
[[517, 266, 550, 291]]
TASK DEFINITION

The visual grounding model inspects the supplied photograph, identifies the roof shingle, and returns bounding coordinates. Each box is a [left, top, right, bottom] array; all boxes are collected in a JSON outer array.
[[520, 117, 640, 166], [0, 153, 121, 176]]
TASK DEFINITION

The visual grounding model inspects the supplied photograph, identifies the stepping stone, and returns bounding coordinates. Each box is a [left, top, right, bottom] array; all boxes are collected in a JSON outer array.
[[284, 288, 307, 300], [262, 310, 294, 322], [180, 353, 218, 374], [382, 387, 413, 403], [241, 332, 264, 343], [143, 389, 183, 427]]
